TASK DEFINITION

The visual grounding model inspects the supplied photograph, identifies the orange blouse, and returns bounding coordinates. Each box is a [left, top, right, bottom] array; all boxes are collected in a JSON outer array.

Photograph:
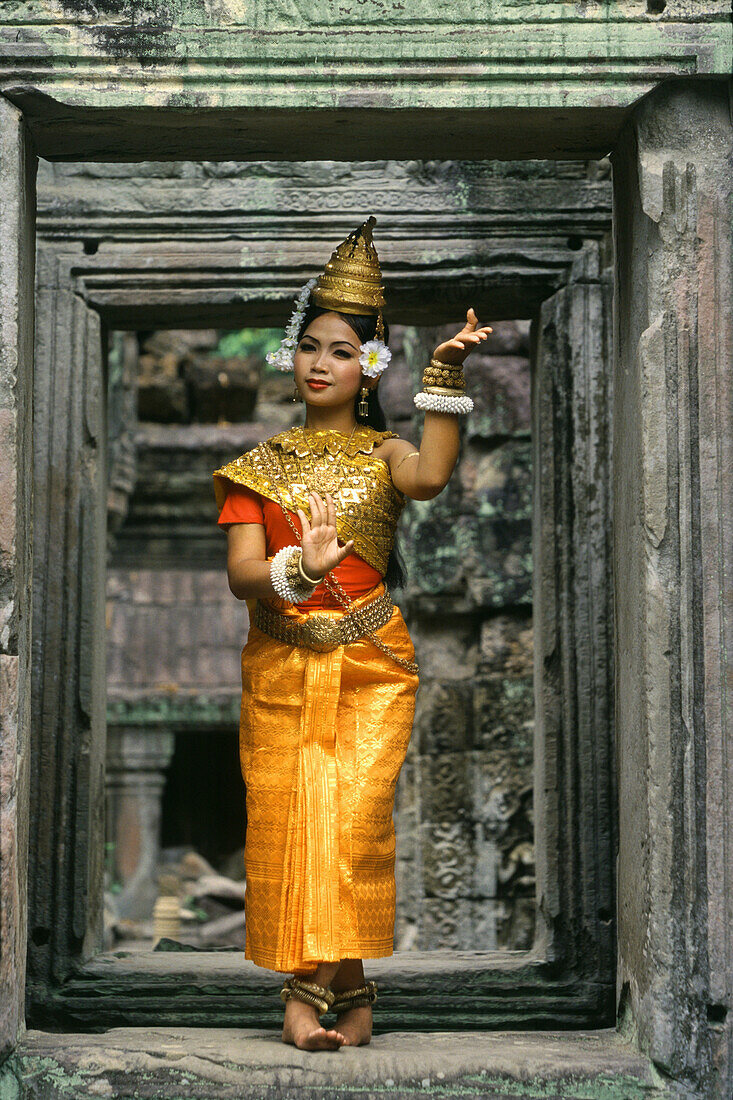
[[218, 483, 382, 610]]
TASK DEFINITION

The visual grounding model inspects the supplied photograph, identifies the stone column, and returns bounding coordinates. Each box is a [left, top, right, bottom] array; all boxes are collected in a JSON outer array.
[[531, 244, 615, 984], [28, 278, 107, 992], [612, 79, 732, 1095], [106, 727, 175, 922], [0, 96, 36, 1060]]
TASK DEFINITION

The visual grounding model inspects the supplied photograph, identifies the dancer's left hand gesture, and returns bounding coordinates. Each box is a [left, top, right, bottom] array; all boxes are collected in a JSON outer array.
[[432, 307, 492, 366], [297, 491, 354, 581]]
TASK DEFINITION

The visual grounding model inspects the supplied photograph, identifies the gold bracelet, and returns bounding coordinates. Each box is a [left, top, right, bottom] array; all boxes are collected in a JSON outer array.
[[297, 553, 322, 588], [423, 385, 468, 397], [430, 358, 463, 371], [284, 548, 313, 600], [422, 376, 466, 391], [423, 365, 465, 389], [395, 450, 420, 471], [423, 368, 465, 381]]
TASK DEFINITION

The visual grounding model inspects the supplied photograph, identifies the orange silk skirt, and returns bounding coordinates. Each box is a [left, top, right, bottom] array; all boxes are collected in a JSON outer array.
[[239, 581, 419, 974]]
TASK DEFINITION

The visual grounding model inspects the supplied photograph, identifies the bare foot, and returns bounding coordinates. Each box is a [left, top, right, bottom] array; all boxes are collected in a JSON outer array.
[[282, 998, 346, 1051], [336, 1004, 373, 1046]]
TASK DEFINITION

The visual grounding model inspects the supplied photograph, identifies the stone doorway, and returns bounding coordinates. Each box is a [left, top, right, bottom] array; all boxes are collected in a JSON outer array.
[[22, 156, 617, 1032], [0, 9, 729, 1093]]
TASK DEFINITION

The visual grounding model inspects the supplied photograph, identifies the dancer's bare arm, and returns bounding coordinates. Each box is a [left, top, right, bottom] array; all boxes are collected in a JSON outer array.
[[376, 307, 491, 500]]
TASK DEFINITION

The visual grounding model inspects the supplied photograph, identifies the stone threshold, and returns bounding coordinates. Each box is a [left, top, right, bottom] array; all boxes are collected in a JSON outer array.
[[4, 1027, 664, 1099]]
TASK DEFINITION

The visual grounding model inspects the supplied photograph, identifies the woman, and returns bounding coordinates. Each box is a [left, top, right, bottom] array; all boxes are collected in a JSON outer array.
[[213, 217, 491, 1050]]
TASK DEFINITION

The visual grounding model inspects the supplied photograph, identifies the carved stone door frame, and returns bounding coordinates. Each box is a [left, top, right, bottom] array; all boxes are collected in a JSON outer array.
[[0, 49, 730, 1091], [25, 163, 616, 1029]]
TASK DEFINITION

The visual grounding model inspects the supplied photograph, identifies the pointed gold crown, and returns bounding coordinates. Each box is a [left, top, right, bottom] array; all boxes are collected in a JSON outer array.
[[312, 216, 386, 321]]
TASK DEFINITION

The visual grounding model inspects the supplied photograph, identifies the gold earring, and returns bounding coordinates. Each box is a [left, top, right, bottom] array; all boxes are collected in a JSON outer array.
[[359, 385, 369, 417], [292, 382, 301, 403]]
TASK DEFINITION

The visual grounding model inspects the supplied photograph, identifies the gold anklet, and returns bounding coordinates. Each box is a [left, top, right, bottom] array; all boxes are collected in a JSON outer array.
[[331, 979, 378, 1012], [280, 976, 336, 1016]]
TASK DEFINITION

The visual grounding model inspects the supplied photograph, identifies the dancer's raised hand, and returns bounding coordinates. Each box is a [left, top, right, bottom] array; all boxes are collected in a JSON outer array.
[[432, 307, 492, 366], [297, 491, 354, 580]]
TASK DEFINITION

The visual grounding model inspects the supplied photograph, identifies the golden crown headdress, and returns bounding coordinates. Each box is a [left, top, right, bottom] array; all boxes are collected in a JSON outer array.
[[266, 216, 391, 377], [312, 215, 386, 339]]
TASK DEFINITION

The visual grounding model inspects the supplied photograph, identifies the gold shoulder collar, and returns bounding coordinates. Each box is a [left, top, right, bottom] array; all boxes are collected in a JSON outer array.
[[269, 425, 399, 457], [212, 425, 404, 575]]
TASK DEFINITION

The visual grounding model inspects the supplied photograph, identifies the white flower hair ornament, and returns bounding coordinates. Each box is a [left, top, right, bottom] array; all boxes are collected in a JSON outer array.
[[359, 339, 392, 378], [266, 278, 318, 372], [265, 278, 392, 376]]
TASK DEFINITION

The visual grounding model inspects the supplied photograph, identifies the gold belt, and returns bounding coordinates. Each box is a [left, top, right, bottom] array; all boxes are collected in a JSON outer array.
[[252, 589, 395, 653]]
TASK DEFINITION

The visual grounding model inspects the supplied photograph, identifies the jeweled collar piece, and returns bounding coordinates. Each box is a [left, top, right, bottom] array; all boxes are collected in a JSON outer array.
[[212, 424, 403, 575], [270, 424, 396, 458]]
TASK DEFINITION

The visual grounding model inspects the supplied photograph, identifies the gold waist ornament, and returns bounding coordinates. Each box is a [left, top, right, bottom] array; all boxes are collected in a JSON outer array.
[[252, 588, 395, 654]]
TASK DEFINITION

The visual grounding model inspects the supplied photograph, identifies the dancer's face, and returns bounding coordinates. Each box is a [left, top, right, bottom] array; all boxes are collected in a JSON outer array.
[[293, 312, 367, 409]]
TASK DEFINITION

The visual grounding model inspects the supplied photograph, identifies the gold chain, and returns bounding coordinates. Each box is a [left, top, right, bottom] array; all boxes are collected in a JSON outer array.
[[262, 432, 419, 675]]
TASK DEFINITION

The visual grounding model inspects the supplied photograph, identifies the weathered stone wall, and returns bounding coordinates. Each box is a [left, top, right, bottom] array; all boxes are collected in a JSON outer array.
[[0, 2, 728, 161], [35, 156, 611, 330], [0, 0, 728, 1089], [612, 80, 732, 1095], [0, 97, 35, 1061]]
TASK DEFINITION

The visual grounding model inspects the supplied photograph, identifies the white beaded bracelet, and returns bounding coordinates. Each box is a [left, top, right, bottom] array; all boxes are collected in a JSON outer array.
[[414, 390, 474, 415], [270, 545, 314, 604]]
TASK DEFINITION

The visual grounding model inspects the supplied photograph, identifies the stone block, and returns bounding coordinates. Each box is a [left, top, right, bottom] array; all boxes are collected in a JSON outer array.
[[377, 332, 414, 420], [141, 330, 219, 357], [255, 371, 296, 406], [420, 898, 473, 950], [495, 896, 536, 952], [405, 620, 479, 677], [0, 407, 18, 651], [411, 679, 472, 755], [0, 656, 25, 1059], [395, 759, 419, 826], [394, 855, 423, 939], [0, 8, 728, 161], [482, 320, 531, 356], [473, 673, 534, 757], [137, 356, 189, 423], [460, 441, 533, 610], [106, 569, 246, 697], [2, 1025, 660, 1098], [469, 899, 503, 950], [402, 528, 469, 599], [472, 830, 500, 900], [479, 614, 533, 668], [420, 754, 469, 822], [470, 764, 528, 834]]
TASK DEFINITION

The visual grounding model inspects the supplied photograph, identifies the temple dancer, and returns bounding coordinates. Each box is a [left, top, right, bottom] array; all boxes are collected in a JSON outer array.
[[214, 217, 491, 1049]]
